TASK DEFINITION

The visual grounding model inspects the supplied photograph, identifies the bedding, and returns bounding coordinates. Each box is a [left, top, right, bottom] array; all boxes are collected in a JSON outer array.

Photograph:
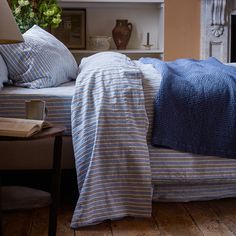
[[0, 81, 74, 134], [2, 51, 236, 227], [0, 25, 78, 88], [153, 183, 236, 202], [0, 55, 8, 89], [138, 60, 236, 185], [140, 57, 236, 158], [70, 52, 236, 228], [71, 52, 152, 227]]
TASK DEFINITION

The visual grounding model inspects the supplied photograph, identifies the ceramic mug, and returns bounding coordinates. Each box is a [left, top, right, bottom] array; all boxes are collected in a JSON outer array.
[[25, 99, 47, 120]]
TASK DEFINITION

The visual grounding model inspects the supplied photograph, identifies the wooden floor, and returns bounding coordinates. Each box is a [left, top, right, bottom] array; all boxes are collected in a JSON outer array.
[[3, 198, 236, 236]]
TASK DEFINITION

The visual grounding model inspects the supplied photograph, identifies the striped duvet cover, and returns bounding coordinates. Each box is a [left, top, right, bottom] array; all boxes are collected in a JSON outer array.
[[70, 53, 236, 228], [71, 53, 152, 228]]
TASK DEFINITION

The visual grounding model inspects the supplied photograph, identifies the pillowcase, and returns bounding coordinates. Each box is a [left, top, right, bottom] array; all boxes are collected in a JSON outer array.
[[0, 25, 78, 89], [79, 51, 134, 71], [0, 54, 8, 89]]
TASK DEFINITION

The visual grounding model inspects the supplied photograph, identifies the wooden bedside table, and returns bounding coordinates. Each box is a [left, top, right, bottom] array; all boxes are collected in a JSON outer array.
[[0, 126, 65, 236]]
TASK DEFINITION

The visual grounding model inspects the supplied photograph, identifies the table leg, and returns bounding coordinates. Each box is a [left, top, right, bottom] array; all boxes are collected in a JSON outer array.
[[0, 177, 2, 236], [48, 135, 63, 236]]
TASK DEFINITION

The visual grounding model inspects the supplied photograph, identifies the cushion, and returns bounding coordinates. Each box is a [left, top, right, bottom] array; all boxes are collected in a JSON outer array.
[[0, 54, 8, 89], [0, 25, 78, 88], [80, 51, 133, 71]]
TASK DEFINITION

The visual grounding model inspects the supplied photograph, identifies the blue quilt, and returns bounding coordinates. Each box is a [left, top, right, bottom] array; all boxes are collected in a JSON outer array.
[[139, 57, 236, 158]]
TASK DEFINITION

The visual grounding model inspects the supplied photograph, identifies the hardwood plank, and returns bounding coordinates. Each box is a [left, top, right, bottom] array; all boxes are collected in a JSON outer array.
[[184, 201, 234, 236], [210, 198, 236, 234], [30, 207, 49, 236], [111, 216, 160, 236], [3, 210, 33, 236], [57, 204, 75, 236], [5, 198, 236, 236], [152, 202, 202, 236], [75, 221, 112, 236]]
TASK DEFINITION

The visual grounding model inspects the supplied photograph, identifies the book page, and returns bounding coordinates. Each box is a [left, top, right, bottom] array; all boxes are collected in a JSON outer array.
[[0, 117, 52, 137]]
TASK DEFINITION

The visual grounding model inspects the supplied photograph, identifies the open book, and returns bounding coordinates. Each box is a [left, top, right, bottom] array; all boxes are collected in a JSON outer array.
[[0, 117, 52, 138]]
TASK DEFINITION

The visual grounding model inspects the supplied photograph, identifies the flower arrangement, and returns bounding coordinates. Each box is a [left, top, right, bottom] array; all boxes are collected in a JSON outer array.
[[11, 0, 62, 33]]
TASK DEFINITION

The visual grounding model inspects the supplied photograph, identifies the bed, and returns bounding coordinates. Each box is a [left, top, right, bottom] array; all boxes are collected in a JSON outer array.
[[1, 52, 236, 228]]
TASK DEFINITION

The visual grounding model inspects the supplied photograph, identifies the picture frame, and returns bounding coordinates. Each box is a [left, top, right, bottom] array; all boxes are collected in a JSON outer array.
[[51, 9, 86, 49]]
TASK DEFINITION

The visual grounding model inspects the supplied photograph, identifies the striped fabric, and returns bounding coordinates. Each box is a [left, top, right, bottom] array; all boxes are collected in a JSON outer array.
[[0, 25, 78, 88], [0, 82, 74, 135], [0, 55, 8, 89], [153, 183, 236, 202], [150, 147, 236, 185], [71, 52, 152, 228], [1, 54, 236, 222]]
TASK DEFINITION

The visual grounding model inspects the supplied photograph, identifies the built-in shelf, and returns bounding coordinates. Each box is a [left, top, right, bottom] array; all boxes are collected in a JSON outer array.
[[58, 0, 164, 61], [59, 0, 163, 3], [71, 49, 164, 54]]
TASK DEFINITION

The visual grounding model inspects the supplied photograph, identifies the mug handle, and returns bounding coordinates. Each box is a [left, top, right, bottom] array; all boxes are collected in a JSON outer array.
[[44, 107, 48, 120], [128, 23, 133, 32]]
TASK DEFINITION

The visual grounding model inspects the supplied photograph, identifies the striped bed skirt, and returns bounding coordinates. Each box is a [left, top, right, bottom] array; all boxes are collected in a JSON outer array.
[[153, 183, 236, 202]]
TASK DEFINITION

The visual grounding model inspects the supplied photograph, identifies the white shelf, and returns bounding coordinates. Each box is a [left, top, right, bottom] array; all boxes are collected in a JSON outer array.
[[59, 0, 163, 3], [59, 0, 165, 60], [71, 49, 164, 54]]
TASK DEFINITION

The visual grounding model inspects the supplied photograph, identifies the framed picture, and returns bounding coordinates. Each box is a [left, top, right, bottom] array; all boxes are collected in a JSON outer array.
[[51, 9, 86, 49]]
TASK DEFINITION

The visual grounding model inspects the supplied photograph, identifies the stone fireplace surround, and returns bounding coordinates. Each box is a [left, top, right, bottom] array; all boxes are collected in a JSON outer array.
[[201, 0, 236, 62]]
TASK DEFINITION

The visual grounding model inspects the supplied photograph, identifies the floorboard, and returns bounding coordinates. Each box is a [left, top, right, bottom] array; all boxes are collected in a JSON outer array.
[[184, 201, 234, 236], [30, 208, 49, 236], [3, 199, 236, 235], [111, 216, 160, 236], [152, 202, 203, 236], [75, 222, 112, 236], [57, 205, 76, 236], [3, 210, 33, 236], [210, 198, 236, 234]]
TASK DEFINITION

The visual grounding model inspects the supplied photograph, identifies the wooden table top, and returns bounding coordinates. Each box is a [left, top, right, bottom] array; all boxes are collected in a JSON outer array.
[[0, 126, 66, 141]]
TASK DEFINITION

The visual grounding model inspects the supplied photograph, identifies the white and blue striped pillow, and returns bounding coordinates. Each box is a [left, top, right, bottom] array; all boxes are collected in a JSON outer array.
[[0, 55, 8, 89], [0, 25, 78, 89]]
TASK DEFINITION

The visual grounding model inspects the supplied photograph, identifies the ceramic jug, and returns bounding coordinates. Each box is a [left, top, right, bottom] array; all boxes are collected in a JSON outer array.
[[89, 36, 112, 50], [112, 19, 132, 50]]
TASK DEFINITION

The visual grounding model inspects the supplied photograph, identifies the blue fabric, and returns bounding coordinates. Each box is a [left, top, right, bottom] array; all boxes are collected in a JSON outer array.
[[139, 57, 236, 158]]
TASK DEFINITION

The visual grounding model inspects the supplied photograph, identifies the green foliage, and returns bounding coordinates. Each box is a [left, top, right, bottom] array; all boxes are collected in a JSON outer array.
[[11, 0, 62, 33]]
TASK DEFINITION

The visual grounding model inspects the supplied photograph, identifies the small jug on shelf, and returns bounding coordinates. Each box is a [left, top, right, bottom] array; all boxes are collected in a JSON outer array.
[[112, 19, 132, 50]]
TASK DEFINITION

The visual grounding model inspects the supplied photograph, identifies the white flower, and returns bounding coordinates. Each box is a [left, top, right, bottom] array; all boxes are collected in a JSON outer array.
[[44, 10, 54, 17], [18, 0, 29, 7], [52, 17, 61, 24], [14, 6, 21, 14], [29, 12, 35, 18]]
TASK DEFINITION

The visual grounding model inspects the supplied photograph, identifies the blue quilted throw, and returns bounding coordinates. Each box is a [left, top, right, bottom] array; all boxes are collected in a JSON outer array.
[[140, 57, 236, 158]]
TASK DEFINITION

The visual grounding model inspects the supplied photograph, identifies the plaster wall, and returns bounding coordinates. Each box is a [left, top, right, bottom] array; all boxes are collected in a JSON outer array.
[[164, 0, 201, 60]]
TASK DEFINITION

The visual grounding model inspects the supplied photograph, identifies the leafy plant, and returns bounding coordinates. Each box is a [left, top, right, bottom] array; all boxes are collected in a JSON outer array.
[[11, 0, 62, 33]]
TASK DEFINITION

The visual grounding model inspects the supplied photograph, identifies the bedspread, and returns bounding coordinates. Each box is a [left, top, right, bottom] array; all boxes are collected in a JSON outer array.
[[71, 52, 152, 228]]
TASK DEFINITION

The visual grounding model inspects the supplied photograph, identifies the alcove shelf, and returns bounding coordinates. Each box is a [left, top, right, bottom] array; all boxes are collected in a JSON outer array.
[[58, 0, 164, 60]]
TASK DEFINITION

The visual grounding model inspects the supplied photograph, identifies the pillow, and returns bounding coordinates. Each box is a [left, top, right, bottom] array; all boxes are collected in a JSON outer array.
[[0, 25, 78, 88], [79, 51, 134, 71], [0, 54, 8, 89]]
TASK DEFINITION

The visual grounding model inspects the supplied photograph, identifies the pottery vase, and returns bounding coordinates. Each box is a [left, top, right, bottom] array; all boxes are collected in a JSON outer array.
[[112, 19, 132, 50]]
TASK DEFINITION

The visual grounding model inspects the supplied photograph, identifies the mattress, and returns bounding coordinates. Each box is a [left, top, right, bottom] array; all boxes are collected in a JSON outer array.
[[0, 81, 75, 135]]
